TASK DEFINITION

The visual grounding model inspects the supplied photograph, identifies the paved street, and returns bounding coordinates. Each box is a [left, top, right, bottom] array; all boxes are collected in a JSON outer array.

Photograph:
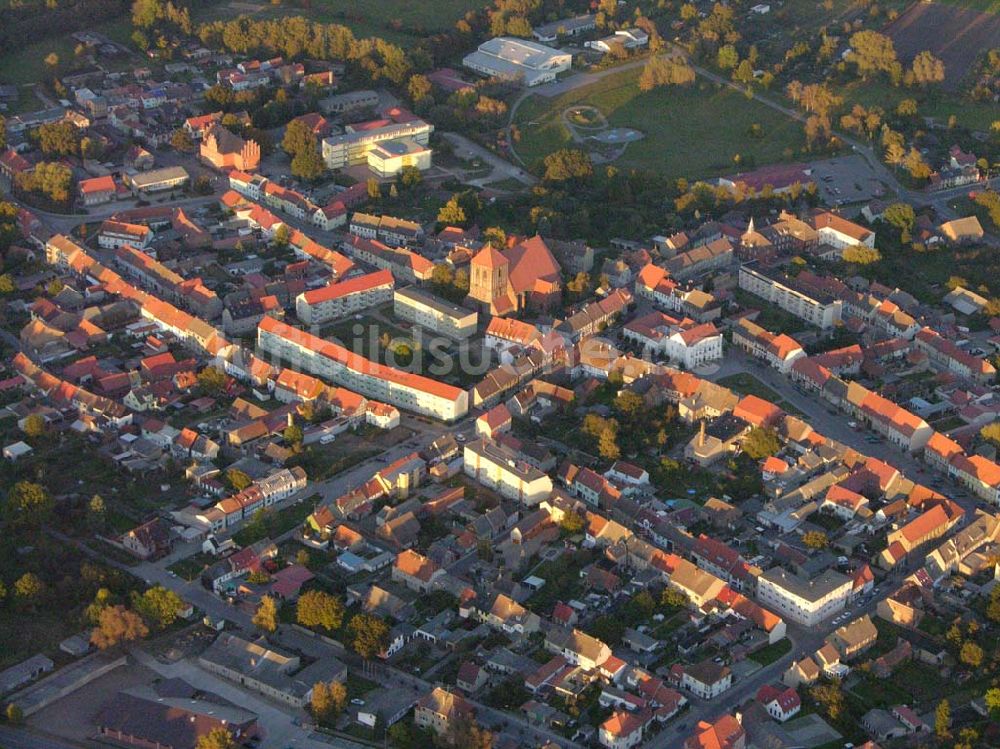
[[0, 725, 85, 749]]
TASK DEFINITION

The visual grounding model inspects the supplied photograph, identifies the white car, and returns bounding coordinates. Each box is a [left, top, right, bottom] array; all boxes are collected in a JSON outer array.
[[351, 698, 365, 706]]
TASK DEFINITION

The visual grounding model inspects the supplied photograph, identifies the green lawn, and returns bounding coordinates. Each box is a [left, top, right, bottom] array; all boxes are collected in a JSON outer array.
[[749, 637, 793, 666], [0, 18, 134, 87], [514, 68, 809, 180], [312, 0, 488, 32]]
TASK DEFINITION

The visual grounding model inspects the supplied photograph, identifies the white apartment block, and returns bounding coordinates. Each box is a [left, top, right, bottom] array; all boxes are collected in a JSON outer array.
[[322, 119, 433, 170], [394, 286, 478, 340], [257, 316, 468, 421], [464, 438, 553, 506], [757, 568, 852, 627], [739, 266, 842, 329], [295, 269, 395, 325]]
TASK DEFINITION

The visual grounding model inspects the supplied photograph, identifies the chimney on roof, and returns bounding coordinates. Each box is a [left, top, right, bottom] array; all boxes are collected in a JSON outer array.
[[698, 420, 706, 447]]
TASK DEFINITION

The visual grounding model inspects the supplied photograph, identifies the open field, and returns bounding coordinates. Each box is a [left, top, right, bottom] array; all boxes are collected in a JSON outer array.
[[883, 1, 1000, 89], [0, 17, 133, 87], [514, 68, 809, 180], [311, 0, 487, 31]]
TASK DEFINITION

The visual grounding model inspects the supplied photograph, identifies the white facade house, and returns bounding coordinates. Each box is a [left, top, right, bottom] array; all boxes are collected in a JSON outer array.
[[257, 317, 468, 421], [295, 269, 395, 325], [739, 266, 843, 329], [464, 438, 553, 506], [393, 286, 478, 339], [622, 311, 723, 369], [463, 37, 572, 87], [757, 568, 852, 627]]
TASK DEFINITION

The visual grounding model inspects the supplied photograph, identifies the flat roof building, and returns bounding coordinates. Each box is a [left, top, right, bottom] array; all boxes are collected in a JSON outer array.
[[757, 567, 852, 627], [463, 37, 573, 87], [394, 286, 478, 340]]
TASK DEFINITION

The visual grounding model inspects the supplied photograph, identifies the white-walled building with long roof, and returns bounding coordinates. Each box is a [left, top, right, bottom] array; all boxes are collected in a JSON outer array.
[[463, 37, 572, 87]]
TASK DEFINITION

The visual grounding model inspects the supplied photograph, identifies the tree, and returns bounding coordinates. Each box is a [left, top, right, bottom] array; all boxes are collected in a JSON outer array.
[[367, 178, 381, 200], [5, 481, 53, 528], [273, 224, 290, 248], [909, 50, 945, 86], [91, 605, 149, 649], [543, 149, 593, 182], [225, 468, 253, 491], [36, 122, 80, 157], [733, 59, 755, 86], [348, 613, 389, 660], [311, 680, 347, 724], [253, 595, 279, 633], [282, 119, 314, 157], [14, 572, 44, 606], [614, 391, 644, 419], [15, 161, 72, 204], [935, 698, 950, 738], [197, 366, 227, 395], [598, 422, 620, 461], [84, 587, 115, 625], [717, 44, 738, 70], [44, 52, 59, 71], [482, 226, 506, 248], [291, 144, 325, 181], [0, 274, 13, 294], [661, 587, 689, 609], [283, 423, 303, 448], [980, 422, 1000, 448], [170, 128, 195, 152], [399, 165, 422, 188], [133, 586, 184, 630], [437, 196, 467, 226], [407, 74, 432, 105], [446, 713, 494, 749], [297, 590, 344, 632], [847, 31, 899, 80], [22, 413, 46, 439], [742, 427, 780, 459], [984, 687, 1000, 714], [802, 531, 829, 550], [559, 511, 585, 534], [5, 703, 23, 725], [842, 245, 881, 265], [84, 493, 106, 530], [960, 641, 983, 669], [639, 56, 695, 91], [882, 202, 915, 235], [810, 680, 845, 721], [195, 727, 236, 749]]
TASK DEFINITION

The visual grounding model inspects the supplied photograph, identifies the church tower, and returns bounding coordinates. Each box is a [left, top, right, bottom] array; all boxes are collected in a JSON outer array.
[[468, 245, 509, 307]]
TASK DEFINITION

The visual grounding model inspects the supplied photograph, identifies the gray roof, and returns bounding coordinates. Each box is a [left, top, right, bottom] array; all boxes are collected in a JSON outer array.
[[760, 567, 851, 603]]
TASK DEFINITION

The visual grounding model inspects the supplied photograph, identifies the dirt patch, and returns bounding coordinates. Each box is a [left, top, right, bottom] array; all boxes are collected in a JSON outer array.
[[883, 2, 1000, 91]]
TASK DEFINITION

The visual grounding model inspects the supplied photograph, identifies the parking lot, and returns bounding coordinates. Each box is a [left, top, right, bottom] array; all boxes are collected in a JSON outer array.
[[810, 153, 886, 210]]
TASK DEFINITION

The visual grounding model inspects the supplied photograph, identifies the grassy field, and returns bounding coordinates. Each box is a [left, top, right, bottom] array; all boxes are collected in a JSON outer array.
[[514, 68, 809, 180], [311, 0, 487, 31], [0, 17, 133, 87], [717, 372, 804, 416], [831, 78, 999, 132]]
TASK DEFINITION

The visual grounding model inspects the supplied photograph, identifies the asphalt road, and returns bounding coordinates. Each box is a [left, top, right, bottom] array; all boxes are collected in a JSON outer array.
[[0, 725, 84, 749]]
